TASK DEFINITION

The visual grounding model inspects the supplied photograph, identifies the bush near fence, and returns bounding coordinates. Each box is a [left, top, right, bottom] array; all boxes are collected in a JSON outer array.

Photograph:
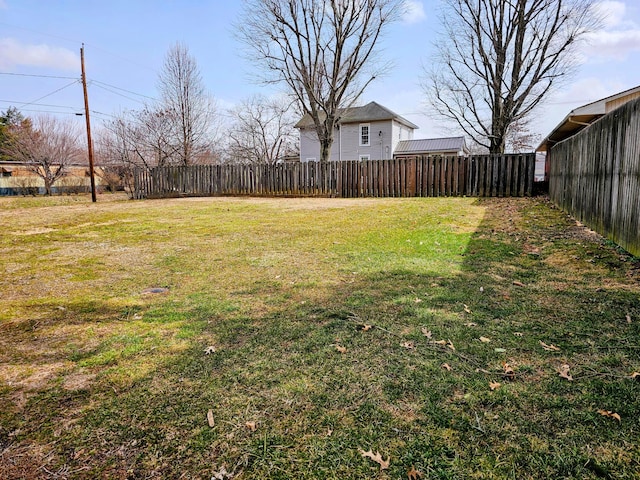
[[134, 154, 535, 200], [549, 98, 640, 256]]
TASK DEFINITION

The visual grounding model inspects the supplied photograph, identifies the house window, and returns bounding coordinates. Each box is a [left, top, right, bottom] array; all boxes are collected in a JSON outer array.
[[359, 154, 370, 161], [305, 157, 316, 162], [359, 124, 370, 146], [1, 170, 11, 177]]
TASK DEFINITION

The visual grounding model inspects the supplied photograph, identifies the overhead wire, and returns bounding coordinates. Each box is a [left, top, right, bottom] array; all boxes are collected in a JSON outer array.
[[17, 80, 81, 108], [90, 82, 148, 105], [0, 99, 80, 110], [14, 108, 83, 115], [90, 80, 157, 101], [0, 72, 80, 80]]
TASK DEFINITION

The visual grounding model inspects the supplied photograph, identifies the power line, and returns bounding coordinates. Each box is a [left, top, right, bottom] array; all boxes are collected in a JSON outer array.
[[14, 108, 83, 115], [90, 110, 117, 119], [0, 72, 80, 80], [90, 80, 156, 101], [90, 82, 148, 104], [0, 99, 79, 110], [17, 80, 81, 108]]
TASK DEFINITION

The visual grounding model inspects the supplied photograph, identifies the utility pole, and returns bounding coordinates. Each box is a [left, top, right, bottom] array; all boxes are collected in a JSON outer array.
[[81, 44, 97, 202]]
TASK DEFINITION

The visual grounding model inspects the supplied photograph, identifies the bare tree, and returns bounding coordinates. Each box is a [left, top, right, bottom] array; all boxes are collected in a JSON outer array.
[[238, 0, 404, 162], [505, 118, 540, 153], [158, 43, 218, 165], [425, 0, 600, 153], [226, 95, 298, 164], [1, 115, 81, 195]]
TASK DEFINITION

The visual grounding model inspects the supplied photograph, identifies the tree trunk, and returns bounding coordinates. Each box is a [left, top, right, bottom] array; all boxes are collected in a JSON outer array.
[[320, 139, 332, 163], [44, 178, 53, 196]]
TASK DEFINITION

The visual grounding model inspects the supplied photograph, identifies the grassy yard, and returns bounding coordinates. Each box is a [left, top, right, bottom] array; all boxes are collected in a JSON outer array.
[[0, 194, 638, 479]]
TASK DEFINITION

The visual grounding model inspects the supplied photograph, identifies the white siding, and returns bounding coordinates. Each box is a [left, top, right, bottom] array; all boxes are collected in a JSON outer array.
[[299, 127, 340, 162], [391, 121, 415, 156], [299, 119, 416, 161], [340, 120, 394, 160]]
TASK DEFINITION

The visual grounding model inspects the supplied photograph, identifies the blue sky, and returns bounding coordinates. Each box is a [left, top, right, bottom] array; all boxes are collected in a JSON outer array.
[[1, 0, 640, 141]]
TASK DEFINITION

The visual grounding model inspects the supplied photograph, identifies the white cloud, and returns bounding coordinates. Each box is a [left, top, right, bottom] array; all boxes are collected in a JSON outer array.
[[402, 0, 426, 24], [593, 1, 627, 28], [0, 38, 78, 70], [585, 29, 640, 60], [582, 1, 640, 61]]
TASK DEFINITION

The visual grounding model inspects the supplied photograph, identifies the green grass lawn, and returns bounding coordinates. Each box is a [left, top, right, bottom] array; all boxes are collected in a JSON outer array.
[[1, 194, 638, 479]]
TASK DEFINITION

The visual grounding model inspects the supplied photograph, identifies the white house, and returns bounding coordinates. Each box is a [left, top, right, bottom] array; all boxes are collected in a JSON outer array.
[[295, 101, 419, 162]]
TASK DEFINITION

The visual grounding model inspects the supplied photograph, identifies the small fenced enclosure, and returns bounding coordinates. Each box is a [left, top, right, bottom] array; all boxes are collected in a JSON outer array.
[[133, 154, 535, 199], [549, 97, 640, 256]]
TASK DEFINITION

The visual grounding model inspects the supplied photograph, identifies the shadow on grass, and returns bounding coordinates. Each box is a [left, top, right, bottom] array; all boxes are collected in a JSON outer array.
[[2, 198, 639, 479]]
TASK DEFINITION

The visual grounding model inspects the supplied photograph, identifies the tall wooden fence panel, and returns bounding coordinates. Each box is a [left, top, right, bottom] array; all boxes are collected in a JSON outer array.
[[134, 154, 534, 200], [549, 98, 640, 256]]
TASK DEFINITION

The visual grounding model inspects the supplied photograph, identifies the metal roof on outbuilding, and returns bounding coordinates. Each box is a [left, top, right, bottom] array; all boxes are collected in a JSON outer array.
[[394, 136, 468, 154]]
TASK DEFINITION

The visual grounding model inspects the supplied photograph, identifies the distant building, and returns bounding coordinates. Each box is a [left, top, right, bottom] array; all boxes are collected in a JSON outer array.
[[393, 136, 469, 158], [295, 101, 418, 161], [537, 84, 640, 179], [295, 101, 468, 161]]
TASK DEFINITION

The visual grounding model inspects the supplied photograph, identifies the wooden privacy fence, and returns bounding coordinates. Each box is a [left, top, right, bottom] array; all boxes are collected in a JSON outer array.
[[133, 154, 534, 200], [549, 97, 640, 256]]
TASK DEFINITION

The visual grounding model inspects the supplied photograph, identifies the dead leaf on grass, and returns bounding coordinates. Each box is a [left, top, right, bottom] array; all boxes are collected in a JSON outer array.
[[479, 336, 491, 343], [401, 341, 415, 350], [245, 421, 257, 432], [207, 409, 215, 428], [441, 363, 452, 371], [414, 298, 423, 303], [464, 304, 472, 314], [625, 314, 632, 324], [503, 362, 515, 380], [476, 368, 490, 374], [557, 364, 573, 381], [540, 341, 561, 351], [335, 345, 347, 354], [407, 465, 424, 479], [447, 340, 456, 351], [513, 332, 523, 337], [204, 346, 217, 355], [489, 381, 501, 391], [513, 281, 526, 287], [358, 449, 390, 470], [212, 465, 234, 479], [433, 339, 447, 345], [360, 324, 373, 331], [597, 410, 621, 422], [465, 322, 477, 327], [421, 328, 432, 339], [326, 428, 333, 437], [630, 372, 640, 379]]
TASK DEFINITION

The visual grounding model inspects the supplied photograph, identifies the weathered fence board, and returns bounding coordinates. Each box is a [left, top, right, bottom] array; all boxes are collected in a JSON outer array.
[[549, 97, 640, 256], [134, 154, 534, 200]]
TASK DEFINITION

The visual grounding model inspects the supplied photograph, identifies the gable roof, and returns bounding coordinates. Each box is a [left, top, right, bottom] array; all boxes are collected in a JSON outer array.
[[537, 84, 640, 152], [394, 136, 468, 155], [295, 101, 419, 130]]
